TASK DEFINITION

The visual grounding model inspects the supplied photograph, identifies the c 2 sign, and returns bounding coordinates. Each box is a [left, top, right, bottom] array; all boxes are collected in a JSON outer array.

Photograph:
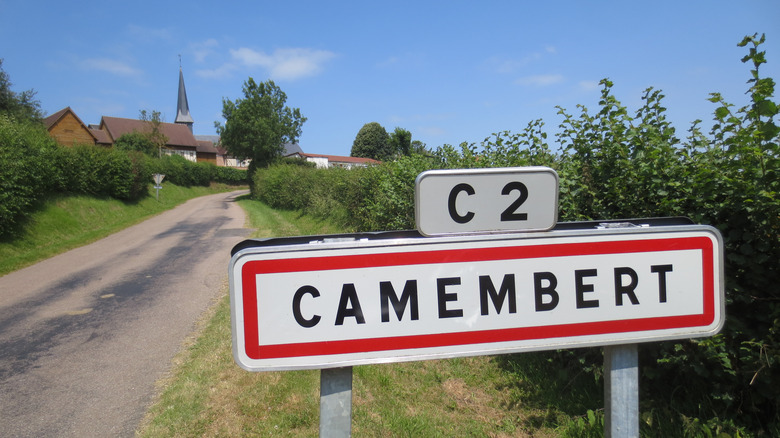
[[415, 167, 558, 236]]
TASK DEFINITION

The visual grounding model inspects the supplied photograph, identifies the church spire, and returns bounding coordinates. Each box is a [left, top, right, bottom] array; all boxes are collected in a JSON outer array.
[[175, 59, 194, 132]]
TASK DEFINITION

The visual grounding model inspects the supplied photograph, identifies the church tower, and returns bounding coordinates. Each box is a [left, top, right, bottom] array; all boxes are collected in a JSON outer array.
[[175, 64, 194, 132]]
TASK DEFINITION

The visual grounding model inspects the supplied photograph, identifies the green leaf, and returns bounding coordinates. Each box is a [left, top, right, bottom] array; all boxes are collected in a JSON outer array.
[[715, 106, 730, 120], [756, 100, 778, 117]]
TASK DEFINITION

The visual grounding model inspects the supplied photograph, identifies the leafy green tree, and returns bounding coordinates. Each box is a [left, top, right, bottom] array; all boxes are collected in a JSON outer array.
[[216, 78, 306, 178], [114, 131, 157, 156], [388, 127, 412, 157], [410, 140, 428, 155], [351, 122, 391, 160], [0, 59, 42, 121], [139, 109, 168, 158]]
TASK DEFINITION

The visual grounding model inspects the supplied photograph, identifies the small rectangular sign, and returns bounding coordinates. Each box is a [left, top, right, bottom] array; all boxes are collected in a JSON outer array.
[[229, 226, 724, 371], [415, 167, 558, 236]]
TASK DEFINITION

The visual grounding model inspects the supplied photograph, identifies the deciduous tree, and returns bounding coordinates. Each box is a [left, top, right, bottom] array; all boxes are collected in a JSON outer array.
[[217, 78, 306, 176], [351, 122, 391, 160]]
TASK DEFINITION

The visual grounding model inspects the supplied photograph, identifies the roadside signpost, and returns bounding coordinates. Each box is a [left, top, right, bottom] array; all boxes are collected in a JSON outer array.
[[228, 166, 725, 437], [152, 173, 165, 201]]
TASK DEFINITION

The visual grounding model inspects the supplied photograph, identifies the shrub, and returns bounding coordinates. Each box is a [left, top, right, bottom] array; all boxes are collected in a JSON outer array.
[[249, 33, 779, 434], [0, 115, 60, 236], [55, 145, 144, 200]]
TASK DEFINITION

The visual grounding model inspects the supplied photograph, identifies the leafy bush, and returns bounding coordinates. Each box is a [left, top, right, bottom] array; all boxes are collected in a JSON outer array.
[[55, 145, 144, 200], [211, 164, 247, 185], [146, 154, 209, 187], [251, 34, 779, 434], [0, 115, 60, 236]]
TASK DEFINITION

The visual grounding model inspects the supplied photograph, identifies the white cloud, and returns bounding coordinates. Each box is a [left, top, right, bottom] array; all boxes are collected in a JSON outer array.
[[578, 80, 600, 91], [515, 74, 564, 87], [190, 39, 220, 63], [81, 58, 142, 77], [195, 63, 237, 79], [229, 47, 336, 80]]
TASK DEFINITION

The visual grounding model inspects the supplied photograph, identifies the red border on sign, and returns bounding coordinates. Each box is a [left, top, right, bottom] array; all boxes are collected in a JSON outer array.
[[240, 236, 715, 360]]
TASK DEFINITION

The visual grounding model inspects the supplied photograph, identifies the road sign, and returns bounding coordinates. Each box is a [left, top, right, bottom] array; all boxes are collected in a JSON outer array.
[[415, 167, 558, 236], [153, 173, 165, 185], [229, 225, 723, 371]]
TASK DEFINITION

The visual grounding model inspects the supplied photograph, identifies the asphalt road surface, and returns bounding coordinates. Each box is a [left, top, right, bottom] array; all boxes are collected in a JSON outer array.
[[0, 190, 251, 437]]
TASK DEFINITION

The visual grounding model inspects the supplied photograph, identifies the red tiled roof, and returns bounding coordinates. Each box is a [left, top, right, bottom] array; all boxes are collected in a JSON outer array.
[[294, 152, 381, 165], [100, 116, 200, 148]]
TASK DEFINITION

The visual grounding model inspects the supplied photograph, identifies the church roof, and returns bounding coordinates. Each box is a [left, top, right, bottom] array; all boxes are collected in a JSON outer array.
[[100, 116, 199, 148], [175, 68, 194, 125]]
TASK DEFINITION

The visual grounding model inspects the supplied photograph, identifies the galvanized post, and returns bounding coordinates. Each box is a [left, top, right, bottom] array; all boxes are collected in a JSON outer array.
[[604, 344, 639, 437], [320, 366, 352, 437]]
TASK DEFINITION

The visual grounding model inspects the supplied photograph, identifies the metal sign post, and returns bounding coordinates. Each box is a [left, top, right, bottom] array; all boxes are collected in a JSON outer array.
[[319, 367, 353, 437], [605, 344, 639, 437], [152, 173, 165, 201]]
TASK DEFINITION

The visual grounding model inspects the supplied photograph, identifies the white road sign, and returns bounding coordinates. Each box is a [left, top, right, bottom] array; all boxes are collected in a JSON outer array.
[[415, 167, 559, 236], [229, 225, 724, 371]]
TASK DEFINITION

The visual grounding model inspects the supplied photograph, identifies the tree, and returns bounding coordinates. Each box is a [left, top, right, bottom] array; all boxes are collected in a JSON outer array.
[[139, 109, 168, 157], [410, 140, 428, 155], [388, 127, 412, 157], [114, 132, 156, 156], [216, 78, 306, 175], [0, 59, 42, 121], [351, 122, 391, 160]]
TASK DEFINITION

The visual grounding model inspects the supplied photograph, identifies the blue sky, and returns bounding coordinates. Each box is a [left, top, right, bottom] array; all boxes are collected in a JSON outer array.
[[1, 1, 778, 156]]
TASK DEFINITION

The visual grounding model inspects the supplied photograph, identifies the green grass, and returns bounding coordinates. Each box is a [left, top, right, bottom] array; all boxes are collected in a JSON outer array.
[[0, 183, 245, 276], [137, 199, 574, 437]]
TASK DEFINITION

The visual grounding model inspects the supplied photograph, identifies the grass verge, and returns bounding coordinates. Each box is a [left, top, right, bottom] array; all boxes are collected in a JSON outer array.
[[0, 183, 246, 276], [137, 200, 586, 437]]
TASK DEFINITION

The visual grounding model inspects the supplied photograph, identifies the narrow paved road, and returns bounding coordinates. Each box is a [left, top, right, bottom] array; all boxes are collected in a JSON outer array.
[[0, 190, 251, 437]]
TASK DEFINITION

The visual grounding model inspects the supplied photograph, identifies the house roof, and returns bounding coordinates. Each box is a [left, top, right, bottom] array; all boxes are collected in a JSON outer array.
[[43, 107, 70, 129], [90, 127, 112, 144], [196, 139, 220, 154], [291, 152, 381, 165], [100, 116, 200, 148], [283, 142, 303, 155], [44, 107, 100, 144]]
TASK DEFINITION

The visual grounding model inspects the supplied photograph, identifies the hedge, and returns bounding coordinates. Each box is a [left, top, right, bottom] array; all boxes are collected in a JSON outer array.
[[252, 34, 779, 435]]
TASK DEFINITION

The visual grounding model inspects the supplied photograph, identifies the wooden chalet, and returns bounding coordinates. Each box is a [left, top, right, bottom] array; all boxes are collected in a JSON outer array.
[[44, 107, 99, 146]]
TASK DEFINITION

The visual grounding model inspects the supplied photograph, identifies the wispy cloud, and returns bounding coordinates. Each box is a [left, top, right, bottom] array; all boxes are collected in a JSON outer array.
[[196, 47, 336, 80], [189, 39, 220, 63], [230, 47, 336, 80], [196, 63, 237, 79], [515, 74, 564, 87], [578, 80, 600, 92], [81, 58, 142, 77]]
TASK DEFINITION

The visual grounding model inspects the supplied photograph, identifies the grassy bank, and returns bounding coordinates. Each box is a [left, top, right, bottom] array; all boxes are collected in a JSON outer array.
[[0, 183, 245, 276], [137, 200, 591, 437]]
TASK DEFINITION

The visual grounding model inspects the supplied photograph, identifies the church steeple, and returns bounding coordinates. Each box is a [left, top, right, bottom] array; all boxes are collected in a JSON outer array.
[[175, 60, 194, 132]]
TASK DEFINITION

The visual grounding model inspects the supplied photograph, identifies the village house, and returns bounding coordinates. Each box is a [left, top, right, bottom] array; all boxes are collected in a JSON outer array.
[[44, 66, 373, 169], [284, 151, 380, 169]]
